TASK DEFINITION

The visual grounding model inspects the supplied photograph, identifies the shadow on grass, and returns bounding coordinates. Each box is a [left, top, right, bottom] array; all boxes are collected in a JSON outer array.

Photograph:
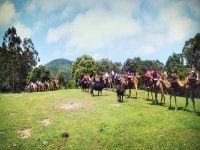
[[167, 106, 200, 116], [195, 111, 200, 116], [104, 88, 115, 92], [168, 107, 184, 111], [145, 98, 153, 102], [182, 108, 200, 116], [126, 96, 138, 99], [91, 94, 109, 97], [148, 101, 168, 107]]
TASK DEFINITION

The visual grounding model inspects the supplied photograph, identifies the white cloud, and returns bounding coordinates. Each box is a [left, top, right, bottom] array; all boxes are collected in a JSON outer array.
[[26, 0, 36, 13], [14, 22, 32, 39], [32, 21, 45, 34], [23, 0, 200, 64], [158, 2, 198, 42], [47, 7, 142, 51], [26, 0, 67, 14], [0, 1, 16, 26]]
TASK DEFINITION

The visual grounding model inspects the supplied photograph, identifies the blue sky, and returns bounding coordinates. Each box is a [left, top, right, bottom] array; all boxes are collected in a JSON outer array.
[[0, 0, 200, 65]]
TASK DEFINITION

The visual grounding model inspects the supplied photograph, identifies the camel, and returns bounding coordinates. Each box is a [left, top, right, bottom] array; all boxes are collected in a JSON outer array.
[[177, 76, 200, 113], [144, 71, 166, 104], [151, 78, 166, 104], [162, 73, 180, 110], [108, 75, 114, 90], [126, 73, 139, 99]]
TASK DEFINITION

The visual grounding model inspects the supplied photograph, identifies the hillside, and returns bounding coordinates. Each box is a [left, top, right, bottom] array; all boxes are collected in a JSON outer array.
[[44, 58, 73, 78]]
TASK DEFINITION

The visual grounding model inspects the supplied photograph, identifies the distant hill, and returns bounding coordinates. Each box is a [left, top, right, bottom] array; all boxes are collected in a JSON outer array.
[[45, 58, 73, 79]]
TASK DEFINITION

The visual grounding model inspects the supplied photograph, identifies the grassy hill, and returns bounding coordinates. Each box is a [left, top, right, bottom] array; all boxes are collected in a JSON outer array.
[[45, 58, 73, 78], [0, 89, 200, 149]]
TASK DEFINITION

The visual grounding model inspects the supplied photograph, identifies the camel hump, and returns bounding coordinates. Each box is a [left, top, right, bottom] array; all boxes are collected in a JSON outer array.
[[177, 77, 188, 87], [196, 78, 200, 85], [163, 79, 171, 89]]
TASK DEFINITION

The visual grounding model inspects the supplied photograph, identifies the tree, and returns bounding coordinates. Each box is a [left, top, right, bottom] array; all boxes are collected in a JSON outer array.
[[0, 26, 39, 91], [72, 55, 96, 80], [56, 70, 66, 88], [123, 58, 139, 73], [96, 59, 122, 74], [122, 57, 165, 77], [26, 65, 53, 83], [165, 53, 186, 78], [182, 33, 200, 71]]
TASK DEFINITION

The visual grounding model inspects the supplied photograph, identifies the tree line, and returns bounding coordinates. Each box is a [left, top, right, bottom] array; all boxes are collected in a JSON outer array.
[[0, 27, 199, 92]]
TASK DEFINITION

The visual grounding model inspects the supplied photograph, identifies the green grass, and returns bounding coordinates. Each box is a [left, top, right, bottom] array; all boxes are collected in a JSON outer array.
[[0, 89, 200, 150]]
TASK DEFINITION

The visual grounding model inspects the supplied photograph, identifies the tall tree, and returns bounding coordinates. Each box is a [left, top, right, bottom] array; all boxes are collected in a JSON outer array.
[[56, 70, 66, 87], [182, 33, 200, 71], [26, 65, 52, 83], [96, 58, 122, 74], [123, 58, 139, 73], [165, 53, 186, 78], [0, 27, 39, 91], [72, 55, 96, 80], [123, 57, 164, 75]]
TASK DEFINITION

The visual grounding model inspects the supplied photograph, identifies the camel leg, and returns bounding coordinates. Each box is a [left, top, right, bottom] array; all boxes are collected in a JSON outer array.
[[171, 90, 177, 110], [191, 90, 195, 113], [170, 94, 172, 108], [151, 88, 153, 101], [184, 97, 189, 110], [174, 92, 177, 110], [147, 88, 149, 99], [192, 98, 195, 113], [155, 92, 158, 104], [183, 91, 189, 111], [128, 89, 131, 98], [154, 85, 158, 104], [159, 83, 165, 104], [135, 85, 138, 99]]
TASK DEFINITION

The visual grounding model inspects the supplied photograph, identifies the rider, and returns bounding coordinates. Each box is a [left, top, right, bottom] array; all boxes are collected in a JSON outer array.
[[152, 68, 160, 85], [145, 69, 152, 88], [82, 74, 88, 83], [189, 66, 198, 80], [127, 71, 132, 81], [105, 72, 109, 86]]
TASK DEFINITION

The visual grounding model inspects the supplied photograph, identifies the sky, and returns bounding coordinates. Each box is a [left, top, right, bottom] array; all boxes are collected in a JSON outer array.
[[0, 0, 200, 65]]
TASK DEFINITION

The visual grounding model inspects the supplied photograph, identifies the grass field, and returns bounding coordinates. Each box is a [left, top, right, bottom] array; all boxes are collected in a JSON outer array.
[[0, 89, 200, 150]]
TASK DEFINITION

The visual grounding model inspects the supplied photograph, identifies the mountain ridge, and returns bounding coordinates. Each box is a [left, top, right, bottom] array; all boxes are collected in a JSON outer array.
[[44, 58, 73, 78]]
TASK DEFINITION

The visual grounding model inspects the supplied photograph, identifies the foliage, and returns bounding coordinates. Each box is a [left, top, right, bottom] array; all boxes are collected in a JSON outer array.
[[123, 57, 140, 73], [72, 55, 97, 80], [182, 33, 200, 71], [26, 65, 53, 83], [66, 79, 76, 89], [56, 70, 66, 88], [96, 58, 122, 74], [0, 27, 39, 92], [0, 89, 200, 149], [123, 57, 164, 75], [165, 53, 186, 79]]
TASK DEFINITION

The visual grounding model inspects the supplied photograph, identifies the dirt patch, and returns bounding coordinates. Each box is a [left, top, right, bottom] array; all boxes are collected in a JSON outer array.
[[39, 118, 52, 126], [17, 128, 32, 139], [58, 102, 82, 111], [9, 112, 16, 116], [112, 103, 121, 107]]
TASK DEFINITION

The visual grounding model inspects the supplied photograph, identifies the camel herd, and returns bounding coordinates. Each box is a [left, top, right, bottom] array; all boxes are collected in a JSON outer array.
[[142, 73, 200, 113], [79, 72, 200, 113], [25, 79, 59, 92], [25, 72, 200, 113]]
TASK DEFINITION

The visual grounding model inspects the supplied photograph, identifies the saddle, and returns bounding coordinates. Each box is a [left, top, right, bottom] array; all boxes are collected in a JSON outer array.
[[152, 78, 158, 84]]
